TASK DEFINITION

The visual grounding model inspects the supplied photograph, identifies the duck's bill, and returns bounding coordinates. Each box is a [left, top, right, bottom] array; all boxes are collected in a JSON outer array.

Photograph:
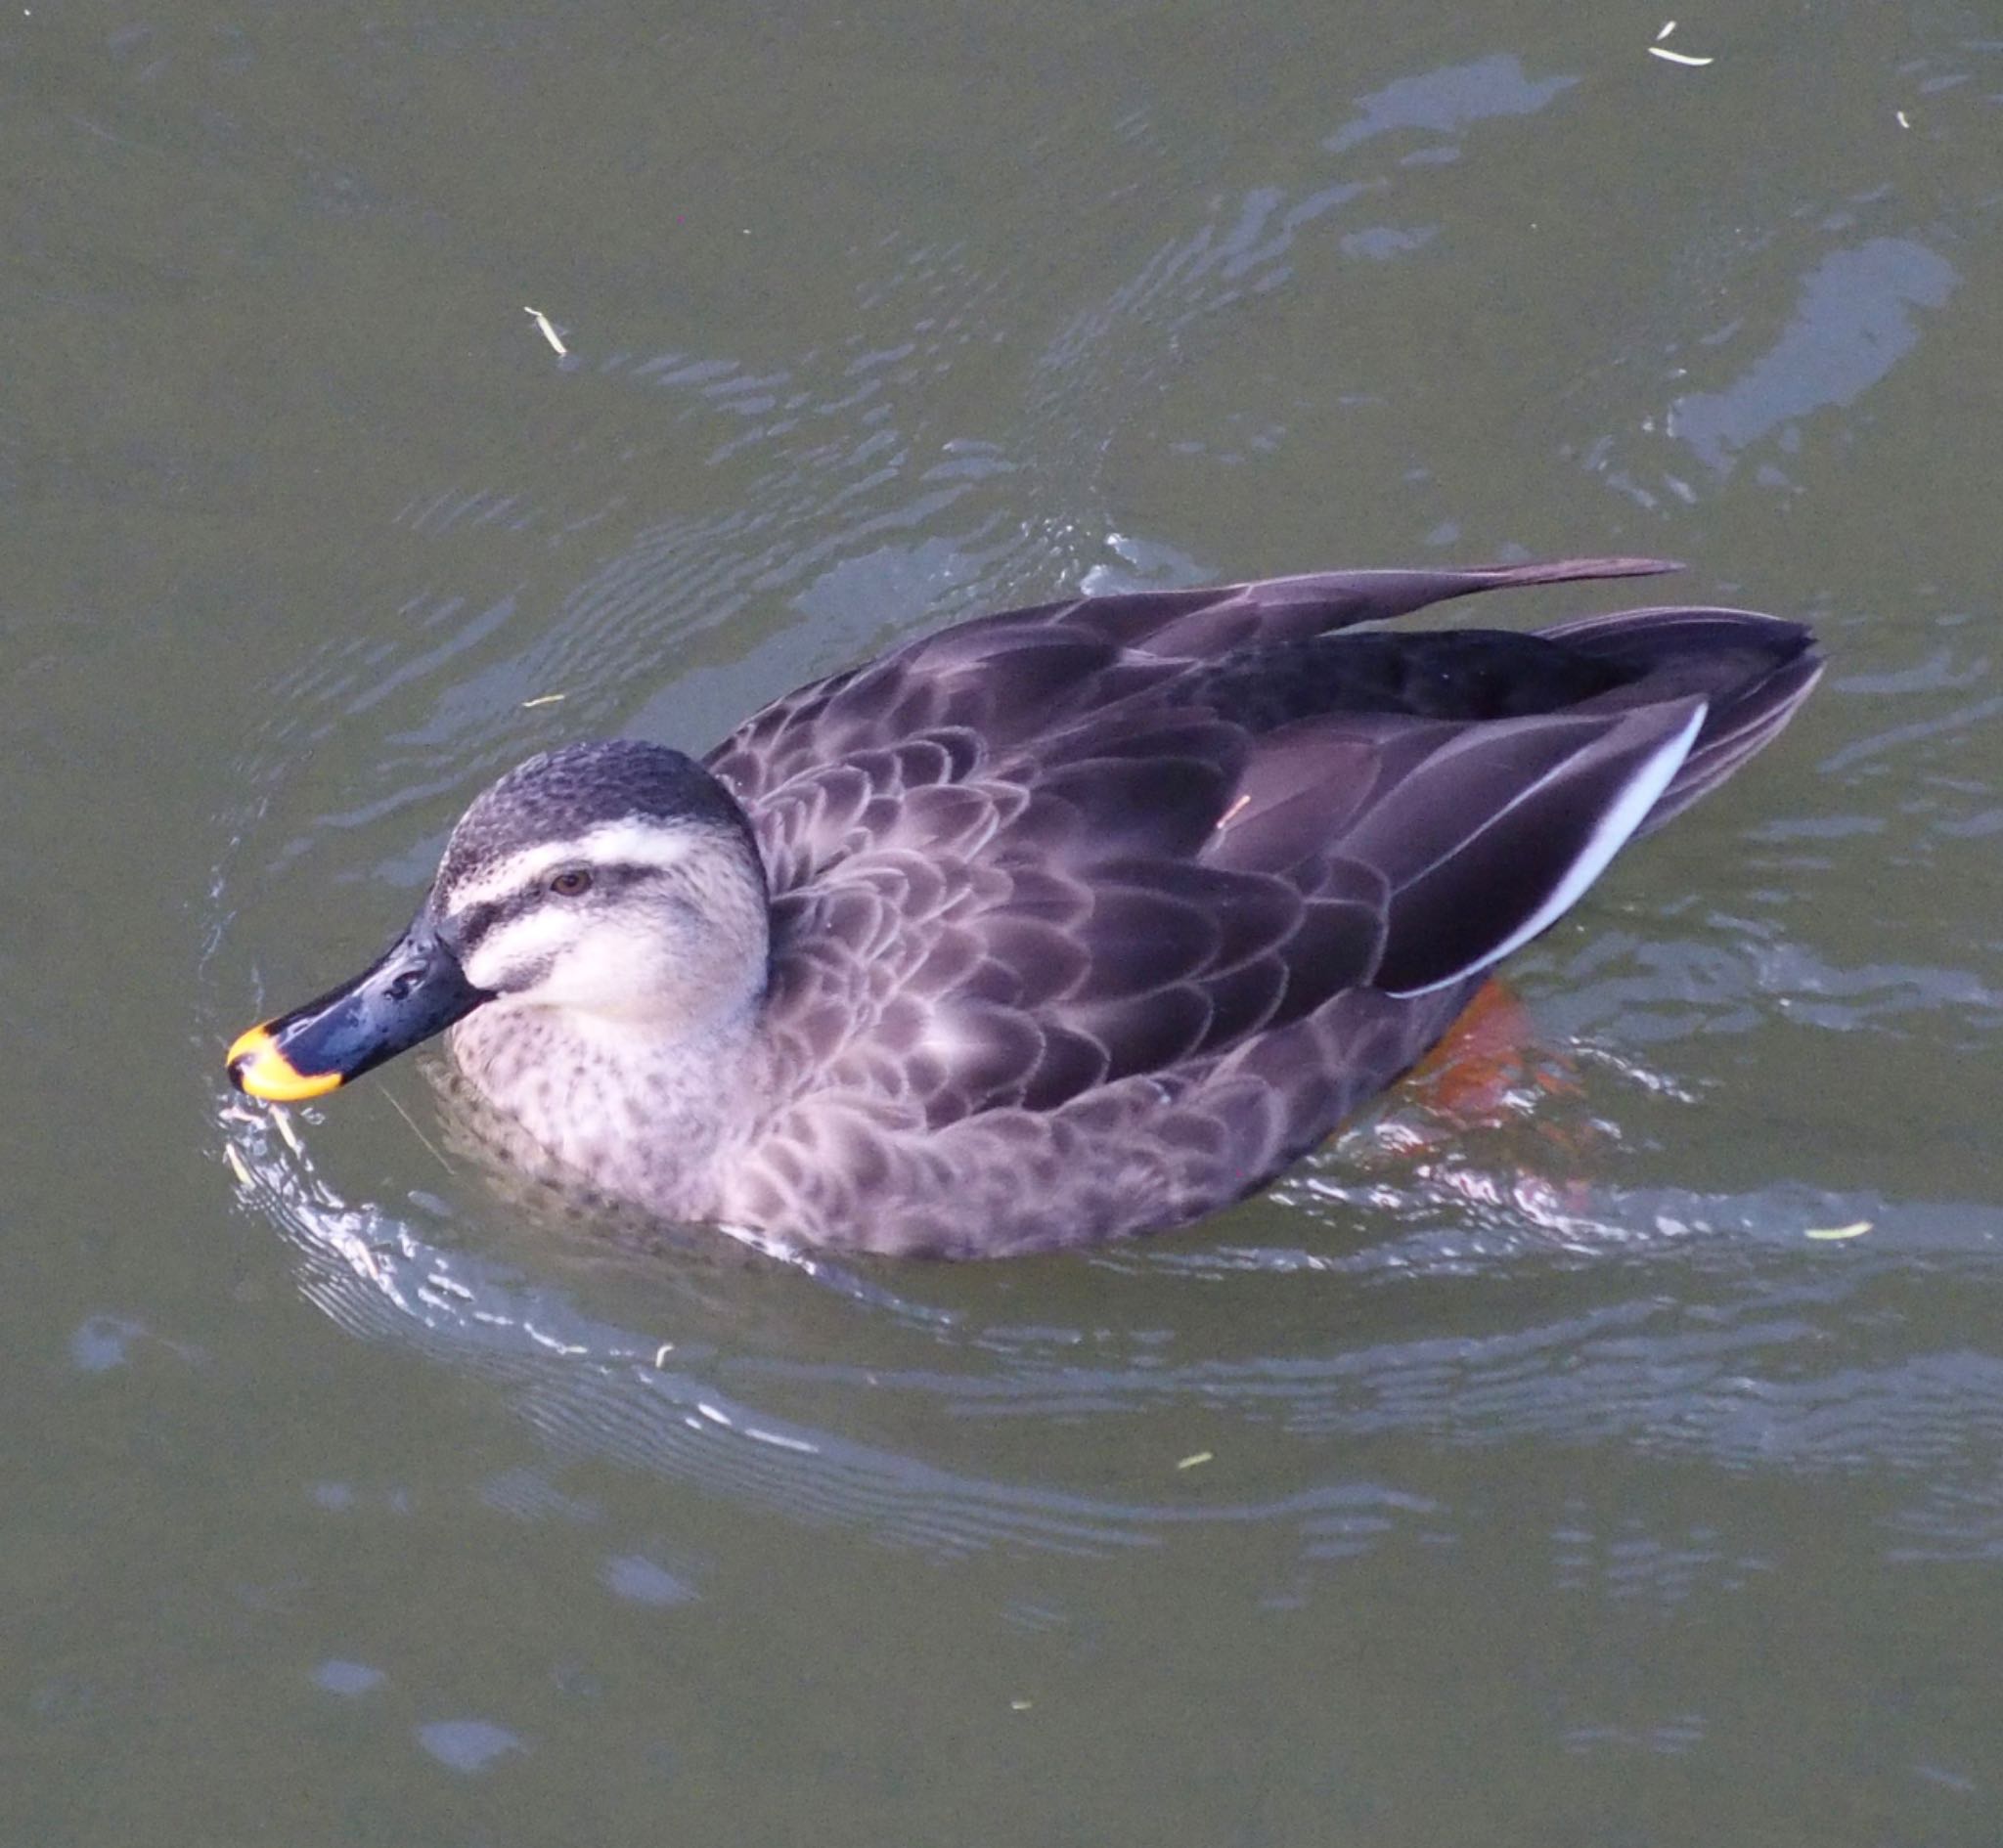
[[226, 917, 492, 1103]]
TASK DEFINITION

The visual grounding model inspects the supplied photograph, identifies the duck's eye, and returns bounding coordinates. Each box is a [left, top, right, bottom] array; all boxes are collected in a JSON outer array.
[[549, 869, 593, 898]]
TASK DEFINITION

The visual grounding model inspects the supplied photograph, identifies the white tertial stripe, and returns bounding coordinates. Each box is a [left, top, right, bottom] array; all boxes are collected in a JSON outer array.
[[1384, 699, 1708, 998], [443, 818, 704, 913]]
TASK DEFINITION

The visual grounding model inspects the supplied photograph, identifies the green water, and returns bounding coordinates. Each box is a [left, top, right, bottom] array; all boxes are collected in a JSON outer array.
[[7, 2, 2003, 1841]]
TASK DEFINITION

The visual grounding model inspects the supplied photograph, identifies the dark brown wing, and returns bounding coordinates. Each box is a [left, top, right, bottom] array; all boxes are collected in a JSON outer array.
[[704, 555, 1679, 817], [713, 564, 1826, 1256], [707, 561, 1817, 1250]]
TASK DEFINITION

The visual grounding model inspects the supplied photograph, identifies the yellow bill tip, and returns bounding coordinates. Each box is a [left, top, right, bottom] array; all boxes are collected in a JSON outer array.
[[225, 1024, 344, 1103]]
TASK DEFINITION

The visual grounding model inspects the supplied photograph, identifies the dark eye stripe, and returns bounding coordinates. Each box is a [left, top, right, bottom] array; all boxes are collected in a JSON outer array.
[[451, 861, 676, 946], [454, 898, 505, 946]]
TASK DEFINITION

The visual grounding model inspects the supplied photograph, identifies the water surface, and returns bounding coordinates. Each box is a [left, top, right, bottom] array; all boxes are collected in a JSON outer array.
[[7, 2, 2003, 1841]]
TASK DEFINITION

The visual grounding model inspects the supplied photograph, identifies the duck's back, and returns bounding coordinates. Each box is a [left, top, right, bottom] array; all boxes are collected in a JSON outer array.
[[703, 559, 1819, 1255]]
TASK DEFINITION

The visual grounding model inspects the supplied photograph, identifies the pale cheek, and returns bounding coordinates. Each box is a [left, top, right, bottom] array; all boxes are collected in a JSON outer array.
[[535, 954, 641, 1012], [460, 908, 721, 1020], [537, 921, 681, 1015], [460, 910, 577, 993]]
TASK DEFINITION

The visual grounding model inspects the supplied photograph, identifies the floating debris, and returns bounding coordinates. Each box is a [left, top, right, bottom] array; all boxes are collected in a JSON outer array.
[[653, 1342, 675, 1368], [1804, 1220, 1872, 1241], [224, 1144, 252, 1187], [520, 692, 568, 710], [1649, 43, 1714, 66], [524, 1320, 589, 1357], [381, 1088, 454, 1174], [1655, 18, 1676, 38], [1176, 1450, 1215, 1471], [1215, 794, 1251, 830], [524, 305, 568, 357], [272, 1106, 306, 1158], [1895, 110, 1910, 128], [1010, 1699, 1034, 1712]]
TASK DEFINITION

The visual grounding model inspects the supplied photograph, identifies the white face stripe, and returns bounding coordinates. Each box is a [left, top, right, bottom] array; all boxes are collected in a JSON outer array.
[[457, 902, 588, 990], [442, 818, 703, 914]]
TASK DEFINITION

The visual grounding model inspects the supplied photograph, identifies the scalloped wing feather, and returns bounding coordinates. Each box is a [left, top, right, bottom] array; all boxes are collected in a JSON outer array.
[[701, 559, 1818, 1253], [705, 556, 1679, 810]]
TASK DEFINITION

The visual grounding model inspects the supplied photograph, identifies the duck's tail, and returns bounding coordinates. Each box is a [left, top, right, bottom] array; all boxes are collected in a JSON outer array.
[[1544, 604, 1824, 833]]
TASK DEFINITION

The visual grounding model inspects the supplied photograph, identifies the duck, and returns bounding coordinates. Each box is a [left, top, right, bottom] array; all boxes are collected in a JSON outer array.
[[227, 556, 1821, 1257]]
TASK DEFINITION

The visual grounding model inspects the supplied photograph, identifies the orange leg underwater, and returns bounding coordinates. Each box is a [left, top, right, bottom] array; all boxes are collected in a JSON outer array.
[[1403, 979, 1587, 1135]]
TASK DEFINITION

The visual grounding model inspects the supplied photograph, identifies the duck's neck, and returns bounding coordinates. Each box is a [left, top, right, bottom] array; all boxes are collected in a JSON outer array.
[[446, 998, 766, 1219]]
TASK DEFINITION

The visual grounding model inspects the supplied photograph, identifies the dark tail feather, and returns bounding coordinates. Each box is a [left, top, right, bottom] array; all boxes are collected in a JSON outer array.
[[1024, 554, 1685, 659], [1542, 604, 1823, 832], [1158, 554, 1684, 653]]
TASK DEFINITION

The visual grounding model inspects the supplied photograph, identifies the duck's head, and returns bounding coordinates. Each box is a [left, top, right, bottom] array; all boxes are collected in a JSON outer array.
[[227, 741, 770, 1102]]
